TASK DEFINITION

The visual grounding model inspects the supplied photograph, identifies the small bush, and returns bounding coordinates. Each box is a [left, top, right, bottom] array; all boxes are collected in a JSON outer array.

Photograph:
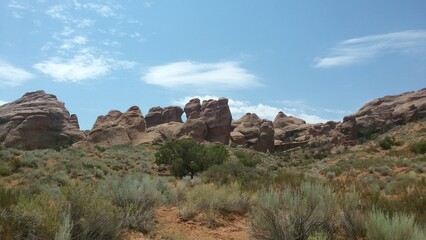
[[250, 182, 338, 240], [379, 136, 394, 150], [155, 139, 228, 179], [62, 183, 122, 240], [376, 165, 393, 176], [409, 140, 426, 154], [180, 182, 250, 226], [202, 160, 265, 186], [100, 176, 165, 233], [0, 166, 11, 176], [11, 192, 65, 239], [367, 210, 426, 240], [340, 190, 367, 239], [55, 211, 72, 240], [233, 149, 261, 167]]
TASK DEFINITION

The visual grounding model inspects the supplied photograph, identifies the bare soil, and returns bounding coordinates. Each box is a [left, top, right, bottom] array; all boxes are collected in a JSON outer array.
[[122, 206, 248, 240]]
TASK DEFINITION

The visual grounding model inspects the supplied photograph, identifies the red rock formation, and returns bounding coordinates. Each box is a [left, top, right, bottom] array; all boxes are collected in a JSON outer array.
[[75, 106, 145, 147], [338, 88, 426, 139], [145, 106, 183, 128], [231, 113, 275, 152], [200, 98, 232, 144], [0, 90, 85, 149]]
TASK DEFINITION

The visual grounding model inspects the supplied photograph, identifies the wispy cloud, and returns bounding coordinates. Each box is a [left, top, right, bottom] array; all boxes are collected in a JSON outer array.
[[314, 30, 426, 68], [143, 61, 260, 90], [8, 0, 33, 18], [46, 5, 68, 21], [33, 49, 135, 82], [0, 60, 35, 86], [81, 3, 117, 17], [172, 96, 333, 124]]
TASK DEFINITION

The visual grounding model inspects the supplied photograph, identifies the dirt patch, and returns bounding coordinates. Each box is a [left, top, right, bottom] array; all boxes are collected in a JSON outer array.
[[129, 206, 249, 240], [46, 158, 57, 167]]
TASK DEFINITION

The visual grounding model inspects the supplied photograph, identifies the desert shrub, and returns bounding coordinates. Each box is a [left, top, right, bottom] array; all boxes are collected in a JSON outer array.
[[376, 165, 393, 176], [62, 183, 122, 240], [0, 188, 21, 238], [233, 149, 261, 167], [0, 165, 11, 176], [379, 136, 396, 150], [100, 175, 165, 233], [322, 157, 394, 176], [50, 171, 70, 186], [409, 140, 426, 154], [326, 171, 336, 180], [340, 189, 367, 239], [355, 176, 426, 225], [180, 182, 250, 225], [367, 210, 426, 240], [250, 182, 338, 240], [10, 192, 65, 240], [202, 160, 265, 186], [55, 211, 72, 240], [155, 139, 228, 179], [270, 170, 317, 189]]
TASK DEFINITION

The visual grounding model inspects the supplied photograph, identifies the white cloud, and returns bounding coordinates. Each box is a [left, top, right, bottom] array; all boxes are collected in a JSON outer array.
[[315, 30, 426, 68], [172, 96, 332, 124], [0, 60, 34, 86], [76, 19, 95, 28], [82, 3, 116, 17], [0, 100, 8, 106], [8, 0, 32, 18], [33, 50, 135, 82], [143, 61, 260, 89], [60, 35, 88, 49], [46, 5, 68, 21]]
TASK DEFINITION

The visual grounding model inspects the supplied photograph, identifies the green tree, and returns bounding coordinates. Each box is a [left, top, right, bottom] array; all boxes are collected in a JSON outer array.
[[155, 139, 228, 179]]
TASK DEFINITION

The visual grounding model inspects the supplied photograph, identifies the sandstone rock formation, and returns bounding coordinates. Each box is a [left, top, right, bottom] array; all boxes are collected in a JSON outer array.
[[272, 88, 426, 149], [75, 106, 145, 147], [183, 98, 232, 144], [0, 91, 85, 149], [273, 111, 307, 141], [145, 106, 183, 128], [231, 113, 274, 152], [338, 88, 426, 139], [4, 88, 424, 152], [175, 119, 208, 142]]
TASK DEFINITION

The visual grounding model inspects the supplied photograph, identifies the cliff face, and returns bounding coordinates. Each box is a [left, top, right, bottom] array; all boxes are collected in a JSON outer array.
[[0, 91, 85, 150], [2, 88, 425, 151], [340, 88, 426, 139]]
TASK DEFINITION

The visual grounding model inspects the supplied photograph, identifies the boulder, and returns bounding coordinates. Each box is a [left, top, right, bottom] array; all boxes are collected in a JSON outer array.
[[184, 98, 202, 119], [273, 111, 307, 142], [145, 106, 183, 128], [175, 119, 207, 142], [231, 113, 275, 152], [75, 106, 145, 147], [0, 90, 85, 149], [200, 98, 232, 144], [182, 97, 232, 144]]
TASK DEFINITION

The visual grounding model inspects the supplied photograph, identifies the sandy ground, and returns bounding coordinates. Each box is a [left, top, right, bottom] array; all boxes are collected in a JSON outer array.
[[122, 206, 248, 240]]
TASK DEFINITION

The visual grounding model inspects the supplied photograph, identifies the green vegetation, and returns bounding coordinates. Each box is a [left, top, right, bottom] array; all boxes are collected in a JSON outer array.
[[155, 139, 228, 179], [179, 182, 250, 227], [0, 122, 425, 239], [250, 182, 337, 240], [367, 210, 426, 240], [410, 140, 426, 154]]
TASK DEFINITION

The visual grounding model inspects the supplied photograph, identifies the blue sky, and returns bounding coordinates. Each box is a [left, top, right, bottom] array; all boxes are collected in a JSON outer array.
[[1, 0, 425, 130]]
